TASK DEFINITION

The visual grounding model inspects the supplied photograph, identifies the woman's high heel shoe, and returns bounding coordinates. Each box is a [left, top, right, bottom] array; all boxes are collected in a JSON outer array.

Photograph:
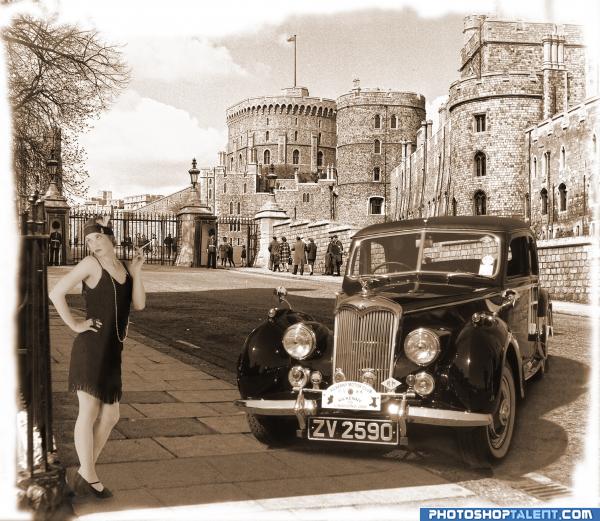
[[73, 472, 113, 499]]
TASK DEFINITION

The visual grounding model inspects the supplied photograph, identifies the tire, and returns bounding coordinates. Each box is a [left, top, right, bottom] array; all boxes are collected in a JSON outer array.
[[247, 414, 297, 447], [457, 362, 517, 466]]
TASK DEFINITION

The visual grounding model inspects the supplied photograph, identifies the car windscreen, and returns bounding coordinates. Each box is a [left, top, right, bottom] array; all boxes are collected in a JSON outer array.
[[348, 231, 501, 278]]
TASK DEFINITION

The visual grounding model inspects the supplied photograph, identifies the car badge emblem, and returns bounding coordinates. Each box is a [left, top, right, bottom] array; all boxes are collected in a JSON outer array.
[[382, 377, 401, 391], [360, 278, 370, 294]]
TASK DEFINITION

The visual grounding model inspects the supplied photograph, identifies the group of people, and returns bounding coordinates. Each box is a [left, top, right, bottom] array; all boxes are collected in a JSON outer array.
[[206, 233, 247, 269], [268, 235, 343, 276]]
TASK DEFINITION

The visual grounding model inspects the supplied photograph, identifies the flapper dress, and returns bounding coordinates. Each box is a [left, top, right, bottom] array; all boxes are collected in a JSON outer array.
[[68, 257, 132, 403]]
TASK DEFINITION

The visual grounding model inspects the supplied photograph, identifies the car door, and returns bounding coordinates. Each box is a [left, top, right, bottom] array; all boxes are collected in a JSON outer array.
[[504, 233, 536, 362]]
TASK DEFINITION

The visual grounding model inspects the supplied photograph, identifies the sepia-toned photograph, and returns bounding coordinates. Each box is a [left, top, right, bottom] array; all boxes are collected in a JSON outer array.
[[1, 0, 598, 519]]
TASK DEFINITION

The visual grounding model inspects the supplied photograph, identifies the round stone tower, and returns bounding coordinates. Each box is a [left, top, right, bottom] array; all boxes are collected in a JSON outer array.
[[335, 83, 425, 226], [225, 87, 336, 177], [447, 73, 544, 218]]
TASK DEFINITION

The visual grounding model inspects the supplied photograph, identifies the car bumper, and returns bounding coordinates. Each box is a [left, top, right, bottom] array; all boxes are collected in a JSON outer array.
[[234, 398, 492, 428]]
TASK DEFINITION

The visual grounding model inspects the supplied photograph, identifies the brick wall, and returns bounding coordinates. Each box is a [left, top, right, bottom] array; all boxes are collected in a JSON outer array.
[[537, 237, 595, 303]]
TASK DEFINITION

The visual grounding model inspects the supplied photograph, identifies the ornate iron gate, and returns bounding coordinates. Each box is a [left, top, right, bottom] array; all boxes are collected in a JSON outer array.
[[217, 216, 259, 267], [69, 209, 178, 265]]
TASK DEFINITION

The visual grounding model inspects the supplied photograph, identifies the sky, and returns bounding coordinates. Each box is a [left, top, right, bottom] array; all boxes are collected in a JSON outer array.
[[4, 0, 598, 200]]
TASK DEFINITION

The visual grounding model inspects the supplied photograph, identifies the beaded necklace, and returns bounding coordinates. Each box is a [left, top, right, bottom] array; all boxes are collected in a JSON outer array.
[[107, 263, 130, 343]]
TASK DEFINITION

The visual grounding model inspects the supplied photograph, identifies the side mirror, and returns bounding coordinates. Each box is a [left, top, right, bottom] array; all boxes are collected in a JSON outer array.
[[494, 289, 520, 317]]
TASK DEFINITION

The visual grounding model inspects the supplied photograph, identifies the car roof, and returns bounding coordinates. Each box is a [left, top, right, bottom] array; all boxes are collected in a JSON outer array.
[[353, 216, 532, 238]]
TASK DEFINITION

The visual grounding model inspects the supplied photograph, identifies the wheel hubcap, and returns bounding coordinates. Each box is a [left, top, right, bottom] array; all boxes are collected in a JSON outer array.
[[489, 374, 512, 449]]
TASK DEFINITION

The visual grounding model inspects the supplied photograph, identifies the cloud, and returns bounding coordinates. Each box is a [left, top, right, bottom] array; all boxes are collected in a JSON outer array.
[[125, 37, 248, 82], [425, 95, 448, 133], [79, 90, 226, 197]]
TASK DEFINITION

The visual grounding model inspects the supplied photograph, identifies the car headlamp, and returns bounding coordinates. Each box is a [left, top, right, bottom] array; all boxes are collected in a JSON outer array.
[[282, 323, 317, 360], [404, 328, 440, 366]]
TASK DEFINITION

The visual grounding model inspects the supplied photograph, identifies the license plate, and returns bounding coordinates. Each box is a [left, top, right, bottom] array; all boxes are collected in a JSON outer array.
[[307, 417, 398, 445]]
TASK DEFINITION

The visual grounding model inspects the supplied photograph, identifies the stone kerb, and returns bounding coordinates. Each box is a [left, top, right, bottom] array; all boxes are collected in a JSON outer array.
[[537, 236, 595, 303]]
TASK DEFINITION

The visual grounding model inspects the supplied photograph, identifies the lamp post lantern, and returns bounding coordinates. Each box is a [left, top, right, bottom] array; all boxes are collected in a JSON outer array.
[[189, 158, 200, 188], [266, 163, 277, 194]]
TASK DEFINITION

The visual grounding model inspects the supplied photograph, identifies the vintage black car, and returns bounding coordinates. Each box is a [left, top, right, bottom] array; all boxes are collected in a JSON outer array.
[[235, 217, 553, 463]]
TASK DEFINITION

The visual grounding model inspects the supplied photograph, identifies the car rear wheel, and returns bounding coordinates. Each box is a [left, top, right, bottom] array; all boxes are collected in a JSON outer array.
[[457, 362, 516, 466], [247, 414, 297, 446]]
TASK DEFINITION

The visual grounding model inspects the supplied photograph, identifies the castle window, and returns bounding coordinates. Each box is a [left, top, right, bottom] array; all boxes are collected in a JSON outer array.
[[318, 132, 321, 141], [525, 193, 530, 218], [560, 146, 566, 170], [294, 131, 298, 141], [532, 156, 537, 178], [223, 183, 227, 194], [208, 189, 212, 199], [474, 114, 486, 132], [295, 117, 298, 125], [229, 202, 233, 214], [374, 114, 381, 129], [318, 120, 322, 128], [452, 197, 457, 216], [243, 183, 247, 194], [264, 149, 271, 164], [373, 167, 381, 182], [558, 183, 567, 212], [543, 151, 550, 180], [265, 131, 269, 142], [390, 115, 397, 129], [374, 139, 381, 154], [473, 190, 486, 215], [238, 153, 243, 167], [474, 151, 486, 177], [229, 156, 234, 171], [593, 134, 597, 159], [540, 188, 548, 215], [302, 193, 310, 203], [237, 202, 241, 214], [292, 149, 300, 165], [317, 151, 323, 167], [369, 197, 384, 215]]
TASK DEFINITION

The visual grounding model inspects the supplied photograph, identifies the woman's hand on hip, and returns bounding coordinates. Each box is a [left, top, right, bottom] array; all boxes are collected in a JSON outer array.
[[71, 318, 102, 333]]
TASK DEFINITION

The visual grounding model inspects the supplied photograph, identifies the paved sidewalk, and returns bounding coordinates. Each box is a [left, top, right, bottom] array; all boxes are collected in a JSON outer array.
[[50, 311, 533, 519]]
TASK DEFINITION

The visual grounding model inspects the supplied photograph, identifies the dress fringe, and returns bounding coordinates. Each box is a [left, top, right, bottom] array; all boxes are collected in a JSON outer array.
[[69, 383, 122, 404]]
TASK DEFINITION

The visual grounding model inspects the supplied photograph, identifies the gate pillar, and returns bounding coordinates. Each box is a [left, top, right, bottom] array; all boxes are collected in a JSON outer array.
[[254, 196, 289, 268], [176, 187, 216, 267]]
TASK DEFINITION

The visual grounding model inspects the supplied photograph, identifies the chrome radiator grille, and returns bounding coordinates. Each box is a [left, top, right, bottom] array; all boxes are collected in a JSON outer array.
[[333, 307, 397, 390]]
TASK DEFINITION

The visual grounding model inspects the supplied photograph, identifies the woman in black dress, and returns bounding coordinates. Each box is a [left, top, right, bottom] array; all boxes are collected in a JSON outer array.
[[49, 217, 146, 498]]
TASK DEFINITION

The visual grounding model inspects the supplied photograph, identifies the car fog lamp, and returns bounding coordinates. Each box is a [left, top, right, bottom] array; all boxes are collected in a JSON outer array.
[[282, 323, 317, 360], [404, 328, 440, 366], [288, 366, 309, 388], [413, 372, 435, 396], [388, 402, 400, 415]]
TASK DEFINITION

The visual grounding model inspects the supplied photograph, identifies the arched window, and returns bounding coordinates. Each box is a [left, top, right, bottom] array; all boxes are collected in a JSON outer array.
[[374, 114, 381, 129], [540, 188, 548, 215], [238, 153, 243, 167], [369, 197, 384, 215], [265, 131, 269, 141], [292, 149, 300, 165], [229, 202, 233, 214], [474, 190, 486, 215], [474, 151, 486, 177], [543, 151, 551, 180], [558, 183, 567, 211], [374, 139, 381, 154], [373, 167, 381, 182], [390, 115, 397, 129], [532, 156, 537, 178], [264, 149, 270, 164], [237, 202, 241, 214], [317, 151, 323, 167], [560, 146, 566, 170], [294, 131, 298, 141], [452, 197, 457, 216], [229, 156, 234, 171]]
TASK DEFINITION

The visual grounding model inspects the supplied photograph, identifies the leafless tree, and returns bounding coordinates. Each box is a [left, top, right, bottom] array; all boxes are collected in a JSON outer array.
[[3, 14, 129, 207]]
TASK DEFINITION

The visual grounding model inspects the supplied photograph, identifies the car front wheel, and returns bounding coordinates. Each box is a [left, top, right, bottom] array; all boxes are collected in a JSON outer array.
[[457, 362, 516, 466], [247, 414, 297, 447]]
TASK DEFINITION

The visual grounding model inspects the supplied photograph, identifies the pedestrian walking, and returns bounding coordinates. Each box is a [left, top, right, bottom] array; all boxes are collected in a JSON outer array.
[[325, 237, 335, 275], [49, 221, 62, 266], [280, 237, 291, 272], [292, 236, 306, 275], [218, 237, 228, 267], [48, 217, 146, 499], [207, 231, 217, 269], [268, 236, 281, 272], [226, 240, 235, 267], [240, 245, 247, 267], [329, 234, 344, 276], [306, 238, 317, 275], [163, 233, 174, 259]]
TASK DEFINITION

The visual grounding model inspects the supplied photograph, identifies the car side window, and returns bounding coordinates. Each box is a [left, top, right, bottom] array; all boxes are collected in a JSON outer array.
[[506, 236, 529, 278]]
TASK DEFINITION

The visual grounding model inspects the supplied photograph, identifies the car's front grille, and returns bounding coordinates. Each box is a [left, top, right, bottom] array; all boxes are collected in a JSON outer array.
[[333, 307, 398, 390]]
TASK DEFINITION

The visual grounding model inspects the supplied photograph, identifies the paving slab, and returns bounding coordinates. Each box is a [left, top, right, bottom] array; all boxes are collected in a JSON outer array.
[[154, 433, 267, 457], [149, 483, 253, 507], [95, 457, 228, 489], [166, 389, 240, 403], [204, 452, 297, 482], [197, 415, 250, 434], [119, 404, 147, 419], [131, 402, 218, 418], [56, 420, 126, 444], [96, 438, 175, 463], [120, 391, 178, 404], [116, 417, 215, 438], [165, 379, 236, 391], [134, 369, 211, 381], [72, 488, 163, 518], [238, 476, 361, 502], [202, 402, 245, 416]]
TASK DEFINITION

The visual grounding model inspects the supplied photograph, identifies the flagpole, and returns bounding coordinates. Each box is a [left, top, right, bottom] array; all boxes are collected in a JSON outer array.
[[293, 35, 297, 87]]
